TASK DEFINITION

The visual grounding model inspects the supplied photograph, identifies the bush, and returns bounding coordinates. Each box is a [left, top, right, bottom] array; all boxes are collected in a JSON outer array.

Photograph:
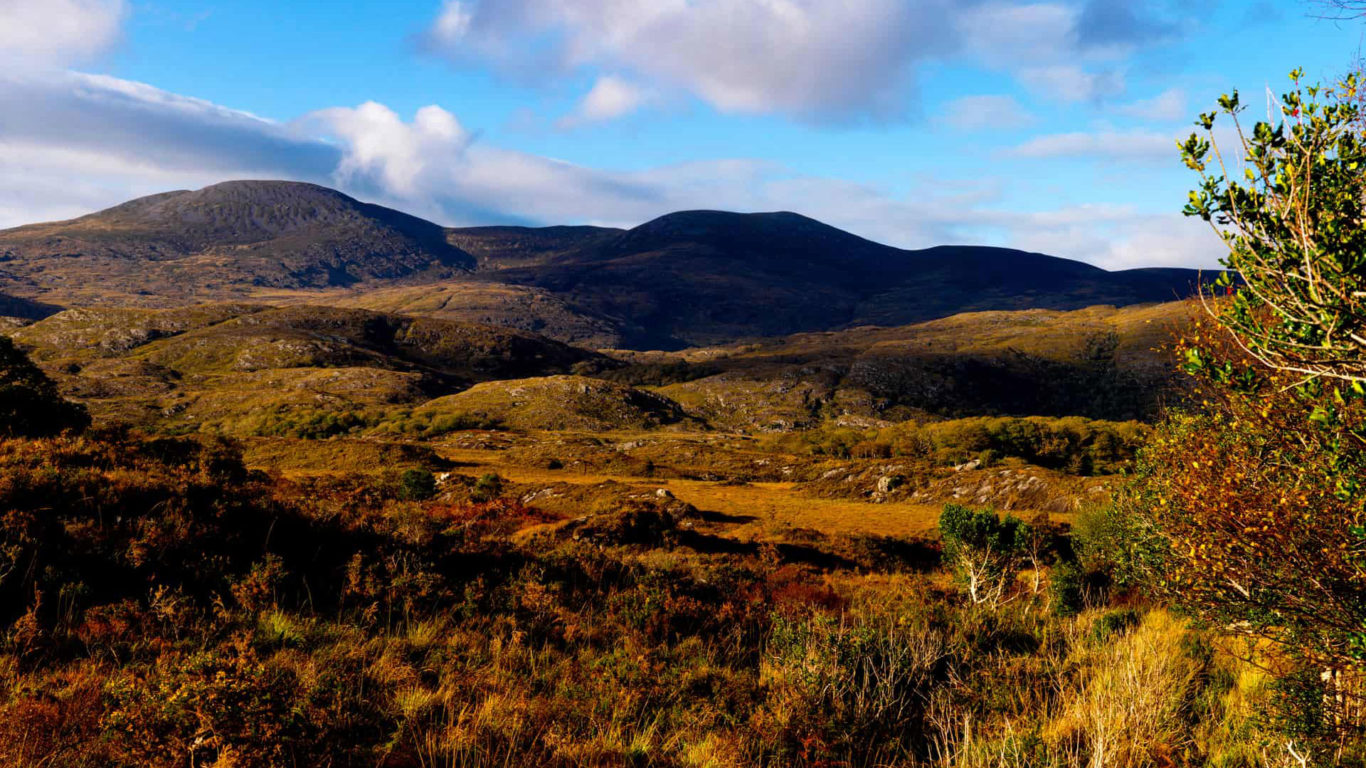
[[765, 416, 1147, 475], [938, 504, 1030, 607], [398, 468, 438, 501], [1090, 608, 1140, 643], [470, 473, 503, 503], [1181, 71, 1366, 383], [764, 611, 950, 762], [370, 408, 501, 440], [1049, 561, 1084, 617]]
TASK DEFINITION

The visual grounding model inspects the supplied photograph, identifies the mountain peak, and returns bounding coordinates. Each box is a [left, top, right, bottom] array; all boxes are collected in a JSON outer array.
[[0, 181, 474, 298]]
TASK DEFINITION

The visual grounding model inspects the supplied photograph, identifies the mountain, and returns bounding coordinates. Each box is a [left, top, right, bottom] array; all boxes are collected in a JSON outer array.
[[452, 210, 1210, 348], [0, 181, 474, 305], [0, 182, 1211, 348]]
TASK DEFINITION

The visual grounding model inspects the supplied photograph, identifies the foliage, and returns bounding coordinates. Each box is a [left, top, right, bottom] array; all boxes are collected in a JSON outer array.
[[470, 472, 503, 503], [0, 423, 1294, 766], [398, 468, 437, 501], [1181, 71, 1366, 382], [763, 611, 948, 761], [369, 407, 502, 439], [1120, 321, 1366, 749], [233, 405, 381, 439], [769, 415, 1148, 475], [938, 504, 1031, 607]]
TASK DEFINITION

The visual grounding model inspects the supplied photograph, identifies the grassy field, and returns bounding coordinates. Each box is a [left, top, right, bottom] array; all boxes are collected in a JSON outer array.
[[244, 429, 1082, 543], [439, 445, 949, 539]]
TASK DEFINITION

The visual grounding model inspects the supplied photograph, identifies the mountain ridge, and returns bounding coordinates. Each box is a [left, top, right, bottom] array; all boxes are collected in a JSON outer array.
[[0, 181, 1212, 348]]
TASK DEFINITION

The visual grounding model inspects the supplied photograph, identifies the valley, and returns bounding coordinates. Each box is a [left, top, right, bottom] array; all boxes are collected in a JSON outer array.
[[0, 186, 1178, 580], [3, 0, 1360, 758], [0, 181, 1286, 767]]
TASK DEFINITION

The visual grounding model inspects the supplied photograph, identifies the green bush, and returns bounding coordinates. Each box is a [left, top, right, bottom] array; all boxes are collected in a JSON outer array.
[[228, 406, 379, 439], [398, 468, 438, 501], [1048, 561, 1084, 617], [369, 409, 501, 440], [471, 473, 503, 503], [939, 504, 1030, 606], [765, 416, 1147, 475], [1090, 608, 1140, 643]]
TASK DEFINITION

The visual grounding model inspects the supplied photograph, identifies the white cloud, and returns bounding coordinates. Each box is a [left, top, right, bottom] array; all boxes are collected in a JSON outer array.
[[1009, 128, 1177, 160], [0, 71, 338, 177], [1017, 64, 1126, 102], [938, 94, 1034, 132], [0, 0, 128, 67], [955, 1, 1185, 104], [1117, 88, 1187, 122], [997, 207, 1221, 270], [556, 75, 651, 129], [422, 0, 1188, 120], [425, 0, 961, 121], [311, 102, 469, 196], [0, 71, 338, 228], [957, 2, 1079, 67]]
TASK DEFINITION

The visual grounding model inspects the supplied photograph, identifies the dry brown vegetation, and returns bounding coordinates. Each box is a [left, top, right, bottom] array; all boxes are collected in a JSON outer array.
[[0, 295, 1319, 766], [0, 422, 1280, 767]]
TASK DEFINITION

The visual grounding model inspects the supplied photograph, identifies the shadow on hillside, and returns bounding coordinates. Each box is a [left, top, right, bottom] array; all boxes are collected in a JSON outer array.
[[692, 509, 759, 524], [674, 530, 861, 571]]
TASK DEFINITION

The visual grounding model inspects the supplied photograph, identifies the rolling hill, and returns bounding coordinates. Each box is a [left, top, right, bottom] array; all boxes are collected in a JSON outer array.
[[458, 210, 1210, 348], [0, 181, 474, 306], [613, 302, 1195, 427], [7, 305, 609, 433], [0, 181, 1212, 348]]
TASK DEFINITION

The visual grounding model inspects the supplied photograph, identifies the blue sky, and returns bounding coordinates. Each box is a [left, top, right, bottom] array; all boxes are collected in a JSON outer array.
[[1, 0, 1362, 269]]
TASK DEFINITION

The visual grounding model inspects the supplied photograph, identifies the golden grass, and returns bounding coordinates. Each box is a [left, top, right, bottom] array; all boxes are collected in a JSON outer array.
[[438, 443, 948, 539], [1048, 610, 1201, 767]]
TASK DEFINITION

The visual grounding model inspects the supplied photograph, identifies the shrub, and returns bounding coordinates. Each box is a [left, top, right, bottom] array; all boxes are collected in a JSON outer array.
[[1049, 561, 1084, 617], [938, 504, 1030, 607], [398, 468, 438, 501], [370, 408, 501, 440], [1090, 608, 1140, 643], [470, 473, 503, 503], [763, 611, 950, 762], [1181, 71, 1366, 383], [766, 416, 1147, 475]]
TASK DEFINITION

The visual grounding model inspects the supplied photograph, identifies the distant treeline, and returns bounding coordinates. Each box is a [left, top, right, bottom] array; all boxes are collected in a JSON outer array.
[[767, 416, 1149, 475]]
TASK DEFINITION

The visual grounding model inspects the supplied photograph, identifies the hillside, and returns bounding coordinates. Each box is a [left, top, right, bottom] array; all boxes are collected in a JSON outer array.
[[0, 181, 474, 305], [461, 210, 1210, 348], [5, 299, 1193, 437], [333, 282, 627, 348], [7, 305, 608, 434], [0, 182, 1210, 347], [611, 302, 1193, 428], [412, 375, 694, 431]]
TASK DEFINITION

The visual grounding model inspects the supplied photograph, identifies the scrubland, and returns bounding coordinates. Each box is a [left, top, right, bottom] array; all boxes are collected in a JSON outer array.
[[0, 426, 1287, 768], [0, 299, 1355, 766]]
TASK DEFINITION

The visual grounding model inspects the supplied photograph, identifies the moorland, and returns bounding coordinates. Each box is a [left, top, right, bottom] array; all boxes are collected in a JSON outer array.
[[0, 180, 1354, 767]]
